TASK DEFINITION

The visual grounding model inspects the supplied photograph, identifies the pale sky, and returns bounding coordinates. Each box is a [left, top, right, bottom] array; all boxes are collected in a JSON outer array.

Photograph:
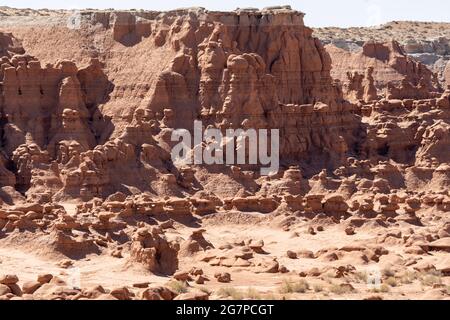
[[1, 0, 450, 27]]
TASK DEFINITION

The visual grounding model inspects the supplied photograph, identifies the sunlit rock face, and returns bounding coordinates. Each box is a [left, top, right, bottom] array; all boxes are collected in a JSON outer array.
[[0, 7, 448, 301]]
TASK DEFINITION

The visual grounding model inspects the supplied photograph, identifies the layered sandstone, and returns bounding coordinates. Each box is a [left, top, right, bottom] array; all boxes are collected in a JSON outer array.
[[325, 40, 441, 102], [0, 7, 449, 301], [314, 21, 450, 86], [0, 7, 362, 201]]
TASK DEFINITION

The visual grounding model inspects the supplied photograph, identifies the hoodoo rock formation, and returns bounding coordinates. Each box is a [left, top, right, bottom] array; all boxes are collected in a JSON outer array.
[[0, 7, 448, 300]]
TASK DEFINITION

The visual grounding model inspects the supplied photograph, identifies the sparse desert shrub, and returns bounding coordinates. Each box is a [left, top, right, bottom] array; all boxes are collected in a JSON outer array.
[[279, 279, 310, 294], [313, 283, 324, 292], [370, 284, 390, 293], [167, 280, 188, 294], [399, 271, 417, 284], [217, 287, 244, 300], [421, 272, 442, 287], [198, 286, 211, 295], [245, 287, 261, 300], [380, 284, 390, 293], [384, 277, 398, 287], [355, 271, 368, 283], [329, 283, 355, 295]]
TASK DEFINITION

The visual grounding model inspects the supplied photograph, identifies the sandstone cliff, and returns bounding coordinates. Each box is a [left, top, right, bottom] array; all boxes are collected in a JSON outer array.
[[0, 8, 448, 300], [314, 21, 450, 86], [0, 7, 448, 204]]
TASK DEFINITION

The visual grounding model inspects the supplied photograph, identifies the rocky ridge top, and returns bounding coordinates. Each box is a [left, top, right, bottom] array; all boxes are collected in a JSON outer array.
[[314, 21, 450, 85]]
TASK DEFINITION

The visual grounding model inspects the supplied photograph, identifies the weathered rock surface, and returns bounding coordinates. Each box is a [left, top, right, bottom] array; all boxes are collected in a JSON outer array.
[[0, 7, 448, 301], [314, 21, 450, 86], [325, 41, 441, 102]]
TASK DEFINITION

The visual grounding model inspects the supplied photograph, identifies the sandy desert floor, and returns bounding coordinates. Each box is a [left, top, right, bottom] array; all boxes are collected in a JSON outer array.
[[1, 206, 448, 300]]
